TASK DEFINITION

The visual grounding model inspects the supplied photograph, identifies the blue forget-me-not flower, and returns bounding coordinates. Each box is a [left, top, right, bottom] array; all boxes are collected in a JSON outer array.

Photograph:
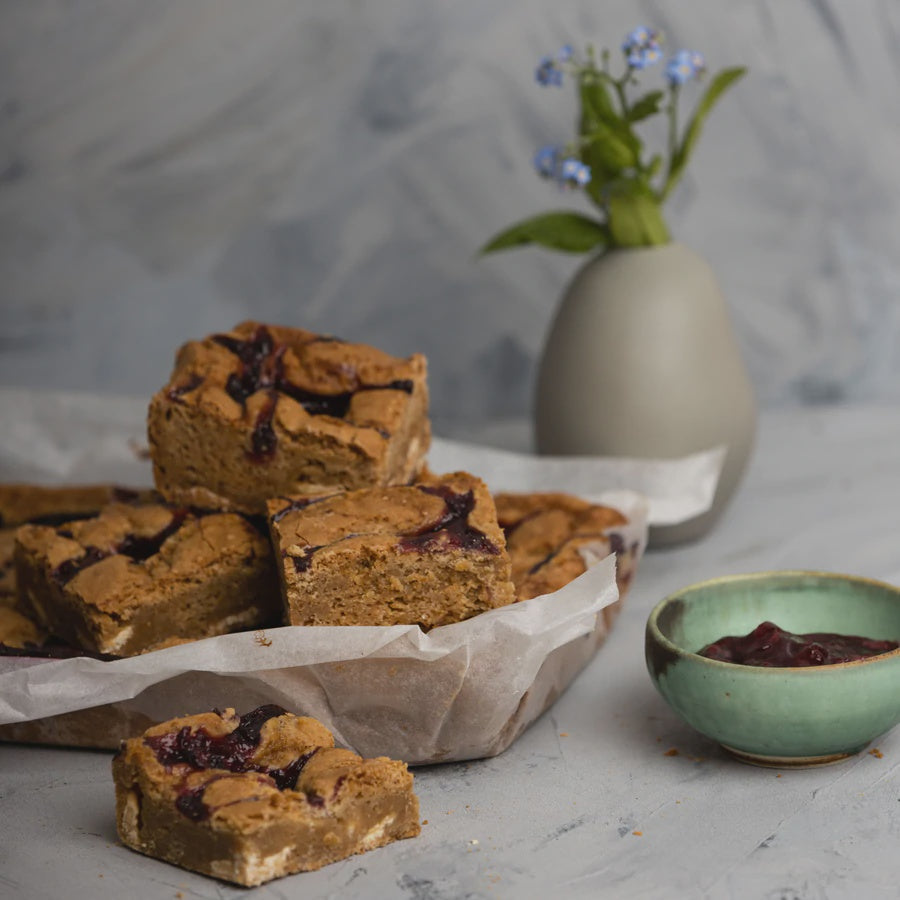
[[622, 26, 662, 70], [666, 49, 706, 85], [535, 55, 564, 86], [533, 145, 559, 177], [560, 157, 591, 187]]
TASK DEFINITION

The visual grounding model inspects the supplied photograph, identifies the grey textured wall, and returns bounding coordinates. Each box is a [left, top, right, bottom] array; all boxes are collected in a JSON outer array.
[[2, 0, 899, 440]]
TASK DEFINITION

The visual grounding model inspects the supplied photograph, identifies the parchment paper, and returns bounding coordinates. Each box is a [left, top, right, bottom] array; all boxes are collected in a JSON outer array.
[[0, 388, 723, 763]]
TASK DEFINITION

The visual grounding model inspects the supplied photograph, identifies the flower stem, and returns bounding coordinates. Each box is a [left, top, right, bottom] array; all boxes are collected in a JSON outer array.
[[661, 85, 680, 200], [613, 74, 630, 118]]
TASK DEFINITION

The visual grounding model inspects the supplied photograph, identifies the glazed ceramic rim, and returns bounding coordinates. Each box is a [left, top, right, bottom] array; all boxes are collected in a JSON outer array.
[[647, 569, 900, 673]]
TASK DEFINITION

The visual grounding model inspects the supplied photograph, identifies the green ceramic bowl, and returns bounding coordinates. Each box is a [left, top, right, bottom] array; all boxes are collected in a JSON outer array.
[[645, 571, 900, 767]]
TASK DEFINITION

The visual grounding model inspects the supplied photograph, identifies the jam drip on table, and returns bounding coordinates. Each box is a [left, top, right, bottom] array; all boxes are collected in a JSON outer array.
[[699, 620, 900, 667], [398, 485, 499, 555], [210, 325, 414, 461], [145, 705, 319, 820], [51, 509, 190, 586]]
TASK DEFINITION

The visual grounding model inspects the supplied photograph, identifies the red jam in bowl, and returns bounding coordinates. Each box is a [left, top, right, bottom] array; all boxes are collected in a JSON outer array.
[[699, 621, 899, 667]]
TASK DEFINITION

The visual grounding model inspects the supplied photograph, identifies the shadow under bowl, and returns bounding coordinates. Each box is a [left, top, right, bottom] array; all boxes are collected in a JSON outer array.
[[645, 571, 900, 768]]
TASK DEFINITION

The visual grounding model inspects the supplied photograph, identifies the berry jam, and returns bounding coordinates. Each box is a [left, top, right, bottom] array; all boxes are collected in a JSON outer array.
[[249, 394, 279, 461], [51, 546, 110, 586], [289, 546, 323, 574], [145, 705, 319, 819], [399, 485, 499, 554], [116, 509, 188, 562], [51, 509, 190, 585], [175, 781, 214, 821], [699, 620, 899, 667], [174, 773, 284, 822], [210, 325, 414, 461], [525, 530, 630, 577], [270, 494, 330, 523], [281, 485, 499, 573], [146, 704, 284, 771]]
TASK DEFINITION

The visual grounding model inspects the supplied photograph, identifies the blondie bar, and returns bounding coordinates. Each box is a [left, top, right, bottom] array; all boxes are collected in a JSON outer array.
[[267, 471, 516, 628], [0, 604, 46, 649], [0, 484, 156, 604], [14, 502, 279, 656], [0, 528, 18, 604], [113, 705, 420, 886], [148, 321, 430, 514], [495, 492, 631, 601], [0, 483, 156, 529]]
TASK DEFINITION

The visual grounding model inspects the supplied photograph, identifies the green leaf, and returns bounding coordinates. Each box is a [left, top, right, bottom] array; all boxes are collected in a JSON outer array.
[[580, 127, 642, 211], [664, 66, 747, 199], [480, 211, 608, 255], [627, 90, 664, 123], [606, 190, 670, 248], [582, 126, 636, 171], [578, 77, 618, 137], [581, 149, 616, 210]]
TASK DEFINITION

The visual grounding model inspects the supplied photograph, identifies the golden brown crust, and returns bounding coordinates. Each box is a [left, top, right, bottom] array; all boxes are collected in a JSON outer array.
[[267, 472, 516, 628], [0, 528, 17, 605], [0, 483, 159, 606], [0, 485, 158, 608], [113, 706, 420, 886], [14, 503, 281, 656], [0, 604, 46, 648], [495, 491, 628, 601], [0, 484, 158, 528], [148, 321, 431, 514]]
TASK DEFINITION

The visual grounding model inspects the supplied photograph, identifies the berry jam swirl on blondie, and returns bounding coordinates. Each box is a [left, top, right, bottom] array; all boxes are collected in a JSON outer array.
[[113, 706, 420, 886], [149, 321, 431, 514], [267, 472, 515, 628]]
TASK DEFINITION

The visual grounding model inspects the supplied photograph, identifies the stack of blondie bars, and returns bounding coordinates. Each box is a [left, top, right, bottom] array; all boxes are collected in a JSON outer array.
[[2, 320, 634, 658]]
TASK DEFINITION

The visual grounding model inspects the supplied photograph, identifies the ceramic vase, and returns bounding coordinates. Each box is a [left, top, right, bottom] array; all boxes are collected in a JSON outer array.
[[535, 242, 757, 545]]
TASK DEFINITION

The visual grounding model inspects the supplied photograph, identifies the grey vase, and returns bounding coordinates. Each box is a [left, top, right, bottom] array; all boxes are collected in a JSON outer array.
[[535, 242, 757, 545]]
